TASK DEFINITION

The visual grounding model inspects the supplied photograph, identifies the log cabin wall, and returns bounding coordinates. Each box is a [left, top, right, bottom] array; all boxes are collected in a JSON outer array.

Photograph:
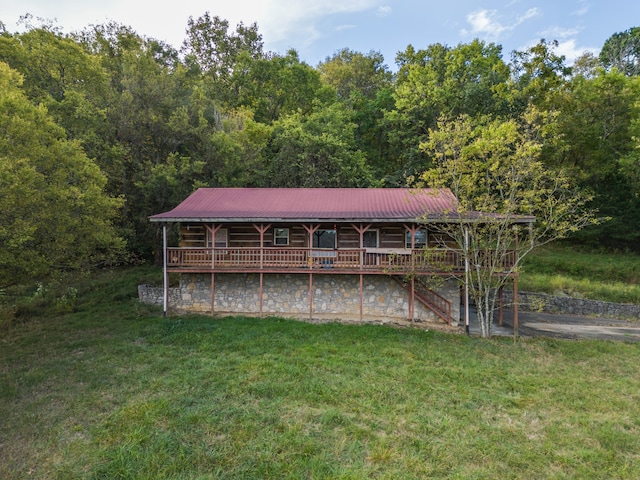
[[179, 224, 206, 247], [337, 226, 359, 248], [428, 232, 458, 249], [180, 224, 433, 249], [180, 224, 325, 248], [229, 225, 261, 247], [380, 226, 405, 248]]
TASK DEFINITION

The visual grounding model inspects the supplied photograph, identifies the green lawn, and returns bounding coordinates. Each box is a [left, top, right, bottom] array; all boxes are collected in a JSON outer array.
[[1, 267, 640, 479], [520, 245, 640, 304]]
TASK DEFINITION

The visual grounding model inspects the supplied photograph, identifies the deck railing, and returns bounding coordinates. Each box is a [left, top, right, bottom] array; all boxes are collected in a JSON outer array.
[[165, 247, 518, 273]]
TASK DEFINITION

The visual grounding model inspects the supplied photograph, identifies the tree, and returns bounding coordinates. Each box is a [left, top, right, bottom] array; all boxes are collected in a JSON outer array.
[[230, 49, 331, 123], [509, 40, 572, 110], [554, 70, 640, 249], [0, 23, 114, 163], [182, 12, 262, 77], [417, 112, 597, 338], [264, 103, 375, 187], [318, 48, 395, 180], [387, 40, 511, 181], [318, 48, 392, 102], [0, 62, 124, 288], [182, 12, 263, 106], [600, 26, 640, 76]]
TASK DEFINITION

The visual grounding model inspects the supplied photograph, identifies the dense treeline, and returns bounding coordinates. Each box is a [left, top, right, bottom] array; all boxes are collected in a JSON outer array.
[[1, 14, 639, 287]]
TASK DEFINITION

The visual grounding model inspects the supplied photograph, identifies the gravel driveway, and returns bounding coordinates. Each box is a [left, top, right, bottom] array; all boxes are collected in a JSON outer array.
[[468, 308, 640, 342]]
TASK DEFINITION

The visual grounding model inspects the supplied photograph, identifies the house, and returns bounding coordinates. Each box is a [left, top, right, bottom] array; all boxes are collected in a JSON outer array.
[[145, 187, 522, 327]]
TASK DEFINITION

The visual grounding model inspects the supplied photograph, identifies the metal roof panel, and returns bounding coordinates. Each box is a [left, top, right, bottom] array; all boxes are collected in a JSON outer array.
[[149, 188, 458, 222]]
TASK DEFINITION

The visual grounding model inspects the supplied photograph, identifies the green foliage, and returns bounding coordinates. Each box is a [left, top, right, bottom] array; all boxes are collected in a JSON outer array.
[[318, 47, 392, 102], [265, 103, 376, 187], [230, 48, 332, 123], [509, 39, 572, 110], [2, 15, 640, 275], [387, 40, 511, 178], [554, 70, 640, 248], [0, 62, 125, 288], [418, 112, 597, 337], [182, 11, 263, 102], [600, 26, 640, 76], [318, 48, 396, 181]]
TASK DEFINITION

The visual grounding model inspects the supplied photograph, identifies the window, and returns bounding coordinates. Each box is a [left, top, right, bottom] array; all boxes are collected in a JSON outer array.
[[363, 229, 379, 248], [207, 228, 228, 248], [313, 229, 336, 249], [274, 228, 289, 246], [405, 229, 427, 249]]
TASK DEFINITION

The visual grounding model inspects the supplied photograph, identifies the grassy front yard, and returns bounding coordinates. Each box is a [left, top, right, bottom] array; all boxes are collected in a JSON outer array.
[[1, 267, 640, 479]]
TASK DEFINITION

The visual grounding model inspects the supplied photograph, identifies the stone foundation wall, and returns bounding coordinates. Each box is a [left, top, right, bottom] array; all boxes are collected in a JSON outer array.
[[503, 290, 640, 320], [139, 273, 460, 323]]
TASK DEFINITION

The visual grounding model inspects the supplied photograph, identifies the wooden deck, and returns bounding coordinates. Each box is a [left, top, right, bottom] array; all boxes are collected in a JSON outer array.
[[165, 247, 515, 274]]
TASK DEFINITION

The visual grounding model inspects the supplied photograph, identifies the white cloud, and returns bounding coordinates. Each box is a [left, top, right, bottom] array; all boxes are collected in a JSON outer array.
[[539, 26, 583, 40], [245, 1, 378, 41], [194, 0, 379, 52], [463, 8, 540, 41], [554, 39, 598, 63], [377, 5, 392, 17], [335, 24, 358, 32], [464, 10, 509, 39], [517, 8, 540, 23], [2, 0, 383, 57], [572, 0, 590, 16]]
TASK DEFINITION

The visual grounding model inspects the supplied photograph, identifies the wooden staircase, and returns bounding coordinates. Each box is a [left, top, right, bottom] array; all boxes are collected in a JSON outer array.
[[390, 276, 454, 325]]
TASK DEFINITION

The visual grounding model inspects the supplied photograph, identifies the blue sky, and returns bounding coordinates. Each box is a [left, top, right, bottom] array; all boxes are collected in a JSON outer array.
[[3, 0, 639, 69]]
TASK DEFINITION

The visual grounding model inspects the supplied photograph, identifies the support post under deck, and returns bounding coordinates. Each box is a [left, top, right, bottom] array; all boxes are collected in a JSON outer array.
[[211, 273, 215, 314], [163, 224, 168, 317]]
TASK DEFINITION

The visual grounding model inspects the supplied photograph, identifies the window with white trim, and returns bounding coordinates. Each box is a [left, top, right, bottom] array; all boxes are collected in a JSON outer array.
[[274, 228, 290, 246], [206, 228, 228, 248]]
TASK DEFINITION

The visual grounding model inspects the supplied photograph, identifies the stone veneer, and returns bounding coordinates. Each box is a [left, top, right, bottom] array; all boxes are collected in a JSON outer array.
[[503, 290, 640, 320], [139, 273, 460, 323]]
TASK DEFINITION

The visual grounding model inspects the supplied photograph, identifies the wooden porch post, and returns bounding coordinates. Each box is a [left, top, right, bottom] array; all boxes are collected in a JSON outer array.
[[211, 273, 215, 314], [464, 227, 470, 334], [205, 224, 223, 314], [163, 224, 168, 317], [403, 224, 419, 266], [404, 225, 420, 323], [513, 275, 519, 337], [351, 223, 371, 271], [403, 224, 420, 323], [410, 277, 415, 323], [351, 224, 371, 322], [498, 285, 503, 327], [309, 273, 313, 321], [303, 224, 320, 321], [253, 224, 271, 318], [359, 273, 364, 322], [205, 224, 223, 269]]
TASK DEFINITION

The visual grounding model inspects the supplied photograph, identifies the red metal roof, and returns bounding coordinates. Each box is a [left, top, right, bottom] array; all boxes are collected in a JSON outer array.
[[149, 188, 458, 223]]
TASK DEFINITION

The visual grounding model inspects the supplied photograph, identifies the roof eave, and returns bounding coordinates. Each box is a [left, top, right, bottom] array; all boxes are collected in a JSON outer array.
[[149, 215, 536, 224], [149, 217, 428, 223]]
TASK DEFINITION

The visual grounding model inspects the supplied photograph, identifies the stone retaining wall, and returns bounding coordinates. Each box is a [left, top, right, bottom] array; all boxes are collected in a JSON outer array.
[[138, 273, 460, 323], [503, 290, 640, 320]]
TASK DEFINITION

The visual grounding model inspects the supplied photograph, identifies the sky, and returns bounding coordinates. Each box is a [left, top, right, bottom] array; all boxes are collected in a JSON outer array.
[[3, 0, 640, 69]]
